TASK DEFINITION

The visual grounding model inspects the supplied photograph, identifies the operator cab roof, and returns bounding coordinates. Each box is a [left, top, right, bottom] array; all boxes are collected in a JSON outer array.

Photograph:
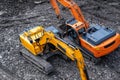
[[66, 18, 84, 30]]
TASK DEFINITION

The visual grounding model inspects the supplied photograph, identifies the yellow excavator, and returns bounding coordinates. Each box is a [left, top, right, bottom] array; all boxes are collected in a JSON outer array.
[[19, 26, 89, 80]]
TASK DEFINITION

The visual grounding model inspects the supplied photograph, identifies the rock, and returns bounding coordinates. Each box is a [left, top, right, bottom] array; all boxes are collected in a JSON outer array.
[[0, 11, 6, 15], [108, 3, 119, 6], [34, 1, 48, 4], [0, 55, 2, 59], [118, 26, 120, 31]]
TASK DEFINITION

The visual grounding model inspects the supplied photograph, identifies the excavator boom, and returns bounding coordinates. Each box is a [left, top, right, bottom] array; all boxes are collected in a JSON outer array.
[[19, 26, 89, 80], [50, 0, 89, 28]]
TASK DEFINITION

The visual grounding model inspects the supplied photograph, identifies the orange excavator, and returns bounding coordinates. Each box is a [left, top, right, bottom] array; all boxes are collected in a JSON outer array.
[[50, 0, 120, 63]]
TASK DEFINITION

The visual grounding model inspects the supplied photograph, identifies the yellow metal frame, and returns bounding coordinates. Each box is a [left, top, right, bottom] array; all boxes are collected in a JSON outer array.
[[19, 26, 89, 80]]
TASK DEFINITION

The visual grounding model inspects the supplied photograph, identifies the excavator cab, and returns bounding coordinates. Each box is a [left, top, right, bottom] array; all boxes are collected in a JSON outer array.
[[64, 18, 86, 44]]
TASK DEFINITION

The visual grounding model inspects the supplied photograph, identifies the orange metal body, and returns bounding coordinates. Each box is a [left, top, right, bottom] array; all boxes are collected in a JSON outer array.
[[80, 34, 120, 58], [67, 22, 120, 58], [80, 32, 120, 58]]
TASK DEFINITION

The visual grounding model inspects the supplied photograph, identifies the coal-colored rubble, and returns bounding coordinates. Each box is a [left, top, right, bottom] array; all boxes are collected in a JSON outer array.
[[0, 0, 120, 80]]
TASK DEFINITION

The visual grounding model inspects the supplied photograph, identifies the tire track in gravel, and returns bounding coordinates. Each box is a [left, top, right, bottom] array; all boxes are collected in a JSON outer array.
[[0, 8, 54, 30], [0, 13, 42, 28], [0, 2, 52, 29]]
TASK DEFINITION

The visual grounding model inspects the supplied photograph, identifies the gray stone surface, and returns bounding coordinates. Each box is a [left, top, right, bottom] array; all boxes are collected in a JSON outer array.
[[0, 0, 120, 80]]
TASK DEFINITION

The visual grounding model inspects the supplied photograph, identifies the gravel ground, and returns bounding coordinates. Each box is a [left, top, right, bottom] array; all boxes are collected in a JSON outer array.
[[0, 0, 120, 80]]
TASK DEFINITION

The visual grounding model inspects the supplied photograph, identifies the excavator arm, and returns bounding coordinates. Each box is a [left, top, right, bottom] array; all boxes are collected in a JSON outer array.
[[50, 0, 89, 28], [47, 36, 89, 80], [20, 26, 89, 80]]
